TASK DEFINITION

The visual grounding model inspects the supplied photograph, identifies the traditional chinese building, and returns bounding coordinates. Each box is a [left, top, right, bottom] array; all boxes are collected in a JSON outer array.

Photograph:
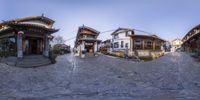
[[53, 44, 71, 54], [171, 38, 182, 52], [130, 34, 166, 57], [182, 24, 200, 56], [100, 39, 112, 54], [110, 27, 165, 58], [0, 16, 58, 67], [74, 25, 101, 57]]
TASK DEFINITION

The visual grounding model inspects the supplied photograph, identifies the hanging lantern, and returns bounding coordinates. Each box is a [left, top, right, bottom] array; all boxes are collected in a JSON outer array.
[[18, 31, 24, 37]]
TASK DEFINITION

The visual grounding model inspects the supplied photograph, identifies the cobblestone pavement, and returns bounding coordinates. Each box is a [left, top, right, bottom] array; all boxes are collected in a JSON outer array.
[[0, 52, 200, 100]]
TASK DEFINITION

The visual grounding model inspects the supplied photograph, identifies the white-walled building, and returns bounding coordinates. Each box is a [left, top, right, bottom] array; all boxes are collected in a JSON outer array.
[[110, 27, 165, 58], [111, 28, 134, 56], [171, 38, 182, 52]]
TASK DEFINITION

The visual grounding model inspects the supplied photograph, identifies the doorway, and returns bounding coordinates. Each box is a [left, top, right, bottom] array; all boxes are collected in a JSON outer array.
[[23, 37, 43, 55], [29, 39, 38, 54], [85, 45, 94, 53]]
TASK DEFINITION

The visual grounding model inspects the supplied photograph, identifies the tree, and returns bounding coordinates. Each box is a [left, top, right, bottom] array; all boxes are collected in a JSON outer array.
[[52, 35, 66, 45]]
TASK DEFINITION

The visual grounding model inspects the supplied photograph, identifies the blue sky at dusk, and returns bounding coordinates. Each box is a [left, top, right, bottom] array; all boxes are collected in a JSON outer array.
[[0, 0, 199, 46]]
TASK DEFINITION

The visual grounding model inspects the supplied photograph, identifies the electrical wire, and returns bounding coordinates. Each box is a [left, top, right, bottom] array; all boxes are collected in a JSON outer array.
[[64, 28, 155, 42]]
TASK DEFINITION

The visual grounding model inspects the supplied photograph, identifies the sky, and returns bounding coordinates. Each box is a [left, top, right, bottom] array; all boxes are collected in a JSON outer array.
[[0, 0, 199, 46]]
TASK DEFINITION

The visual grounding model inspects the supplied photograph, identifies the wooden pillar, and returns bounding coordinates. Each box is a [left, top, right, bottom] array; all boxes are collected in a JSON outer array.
[[142, 39, 145, 49], [40, 39, 43, 53], [153, 40, 156, 50], [132, 37, 134, 51]]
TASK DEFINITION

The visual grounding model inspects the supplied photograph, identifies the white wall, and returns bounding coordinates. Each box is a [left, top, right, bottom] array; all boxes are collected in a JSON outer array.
[[171, 39, 182, 52], [111, 30, 132, 54]]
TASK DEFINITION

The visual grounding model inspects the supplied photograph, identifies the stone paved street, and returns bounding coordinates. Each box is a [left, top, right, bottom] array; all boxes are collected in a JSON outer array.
[[0, 52, 200, 100]]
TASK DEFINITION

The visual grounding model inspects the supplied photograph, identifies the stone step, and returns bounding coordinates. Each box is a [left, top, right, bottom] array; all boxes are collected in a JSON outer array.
[[17, 60, 51, 65], [20, 58, 50, 62], [16, 55, 52, 68], [23, 55, 47, 59], [16, 60, 51, 68]]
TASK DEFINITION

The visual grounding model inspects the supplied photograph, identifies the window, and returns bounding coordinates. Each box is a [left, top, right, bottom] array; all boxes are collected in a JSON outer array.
[[155, 41, 161, 50], [121, 41, 124, 48], [111, 43, 113, 48], [134, 40, 142, 49], [126, 31, 133, 36], [125, 43, 128, 48], [114, 34, 118, 39], [0, 37, 16, 56], [131, 31, 134, 35], [83, 35, 87, 38], [125, 31, 128, 36], [114, 42, 119, 48], [145, 40, 153, 49]]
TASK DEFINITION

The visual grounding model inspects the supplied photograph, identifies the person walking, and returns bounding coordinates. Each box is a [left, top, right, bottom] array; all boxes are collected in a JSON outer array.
[[124, 46, 128, 60]]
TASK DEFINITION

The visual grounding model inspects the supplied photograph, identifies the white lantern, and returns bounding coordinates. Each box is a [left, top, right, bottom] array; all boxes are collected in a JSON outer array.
[[18, 31, 24, 37]]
